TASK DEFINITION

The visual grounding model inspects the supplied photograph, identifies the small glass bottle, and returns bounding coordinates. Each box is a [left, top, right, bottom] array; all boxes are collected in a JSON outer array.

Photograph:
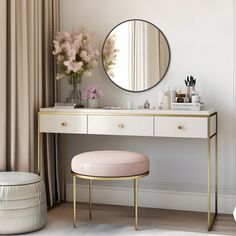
[[158, 90, 164, 109], [163, 86, 171, 110], [144, 100, 150, 109]]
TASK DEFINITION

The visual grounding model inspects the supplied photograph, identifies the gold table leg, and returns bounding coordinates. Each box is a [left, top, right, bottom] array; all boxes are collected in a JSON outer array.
[[64, 135, 67, 201], [207, 114, 218, 231], [73, 175, 77, 228], [134, 178, 138, 231], [215, 114, 218, 216], [38, 113, 41, 175], [89, 179, 92, 219], [38, 113, 68, 203], [71, 172, 148, 230], [207, 122, 211, 230]]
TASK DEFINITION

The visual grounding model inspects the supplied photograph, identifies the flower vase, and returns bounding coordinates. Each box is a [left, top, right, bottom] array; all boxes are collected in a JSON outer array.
[[88, 99, 99, 108], [67, 76, 84, 107]]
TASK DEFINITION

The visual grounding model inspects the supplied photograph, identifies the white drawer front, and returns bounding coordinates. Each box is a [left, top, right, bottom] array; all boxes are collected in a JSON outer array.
[[40, 114, 87, 134], [155, 117, 208, 138], [88, 115, 154, 136]]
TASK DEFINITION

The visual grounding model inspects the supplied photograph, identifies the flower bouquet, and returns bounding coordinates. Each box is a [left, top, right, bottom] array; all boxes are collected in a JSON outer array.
[[102, 34, 118, 78], [53, 29, 99, 106], [82, 84, 103, 108]]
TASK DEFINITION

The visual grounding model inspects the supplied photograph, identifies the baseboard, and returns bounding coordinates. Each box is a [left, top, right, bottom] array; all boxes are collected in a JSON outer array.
[[66, 184, 236, 214]]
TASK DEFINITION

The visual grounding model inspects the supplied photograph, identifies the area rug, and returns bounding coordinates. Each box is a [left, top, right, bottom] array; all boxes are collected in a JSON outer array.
[[29, 221, 227, 236]]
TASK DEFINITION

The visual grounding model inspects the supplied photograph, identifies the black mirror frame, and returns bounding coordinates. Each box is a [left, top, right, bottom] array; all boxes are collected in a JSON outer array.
[[101, 19, 171, 93]]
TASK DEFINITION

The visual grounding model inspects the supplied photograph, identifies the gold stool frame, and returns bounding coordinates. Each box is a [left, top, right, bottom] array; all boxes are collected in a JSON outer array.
[[72, 171, 149, 230]]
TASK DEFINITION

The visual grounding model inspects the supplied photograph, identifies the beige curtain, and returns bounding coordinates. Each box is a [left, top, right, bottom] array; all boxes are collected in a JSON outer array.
[[128, 21, 161, 90], [159, 33, 170, 78], [0, 0, 61, 207], [0, 0, 7, 170]]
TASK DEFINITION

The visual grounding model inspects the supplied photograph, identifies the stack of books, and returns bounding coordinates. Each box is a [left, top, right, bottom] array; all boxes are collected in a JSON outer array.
[[171, 103, 203, 111], [53, 103, 76, 109]]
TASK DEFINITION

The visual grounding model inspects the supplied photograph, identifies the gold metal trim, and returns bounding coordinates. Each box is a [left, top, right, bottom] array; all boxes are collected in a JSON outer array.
[[73, 175, 76, 228], [134, 178, 138, 230], [207, 116, 211, 229], [71, 171, 149, 181], [64, 135, 67, 201], [38, 112, 41, 175], [208, 213, 217, 231], [210, 112, 217, 117], [89, 179, 92, 220], [72, 171, 147, 230], [38, 112, 68, 206], [207, 112, 218, 231], [97, 113, 210, 118], [210, 133, 217, 139], [215, 113, 218, 215], [38, 110, 218, 230], [38, 111, 214, 118]]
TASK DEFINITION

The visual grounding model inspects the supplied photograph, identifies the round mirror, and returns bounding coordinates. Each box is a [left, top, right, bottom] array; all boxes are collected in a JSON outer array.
[[102, 19, 171, 92]]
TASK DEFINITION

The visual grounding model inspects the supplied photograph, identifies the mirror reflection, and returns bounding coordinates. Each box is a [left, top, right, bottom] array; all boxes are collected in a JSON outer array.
[[102, 19, 170, 92]]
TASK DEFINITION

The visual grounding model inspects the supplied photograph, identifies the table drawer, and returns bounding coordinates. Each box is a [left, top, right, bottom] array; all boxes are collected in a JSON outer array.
[[40, 114, 87, 134], [155, 117, 208, 138], [88, 115, 154, 136]]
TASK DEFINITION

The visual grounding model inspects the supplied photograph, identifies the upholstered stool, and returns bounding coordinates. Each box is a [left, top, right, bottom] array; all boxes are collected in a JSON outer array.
[[0, 172, 47, 235], [71, 150, 149, 230]]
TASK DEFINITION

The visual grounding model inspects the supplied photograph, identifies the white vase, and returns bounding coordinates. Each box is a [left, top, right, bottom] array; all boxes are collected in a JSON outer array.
[[88, 99, 98, 108]]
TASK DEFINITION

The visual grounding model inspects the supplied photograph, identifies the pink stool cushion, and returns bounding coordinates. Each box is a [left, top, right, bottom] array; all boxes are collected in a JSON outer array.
[[71, 151, 149, 177]]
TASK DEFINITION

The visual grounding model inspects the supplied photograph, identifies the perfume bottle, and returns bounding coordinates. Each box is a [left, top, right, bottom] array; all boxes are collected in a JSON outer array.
[[158, 90, 164, 109], [144, 100, 150, 109], [163, 86, 171, 110]]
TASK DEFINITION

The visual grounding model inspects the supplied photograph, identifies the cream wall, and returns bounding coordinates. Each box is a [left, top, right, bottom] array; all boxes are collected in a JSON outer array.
[[60, 0, 236, 213]]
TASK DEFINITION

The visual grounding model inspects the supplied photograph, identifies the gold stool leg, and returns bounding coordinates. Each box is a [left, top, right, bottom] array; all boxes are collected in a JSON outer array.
[[89, 179, 92, 219], [134, 178, 138, 230], [73, 175, 77, 227]]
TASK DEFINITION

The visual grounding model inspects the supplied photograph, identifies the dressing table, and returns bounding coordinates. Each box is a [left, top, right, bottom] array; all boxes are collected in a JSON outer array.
[[38, 108, 217, 230]]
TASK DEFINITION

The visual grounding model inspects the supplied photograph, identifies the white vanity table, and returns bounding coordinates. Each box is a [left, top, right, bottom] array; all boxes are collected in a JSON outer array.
[[38, 108, 217, 230]]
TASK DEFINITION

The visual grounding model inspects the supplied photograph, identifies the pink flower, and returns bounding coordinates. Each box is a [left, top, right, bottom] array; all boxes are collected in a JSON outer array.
[[52, 29, 99, 80], [56, 73, 64, 80], [53, 40, 62, 55], [94, 50, 100, 57], [103, 34, 118, 77], [73, 33, 83, 42], [82, 85, 104, 100], [63, 32, 72, 42], [80, 50, 91, 62], [64, 60, 83, 73], [72, 62, 83, 73], [54, 32, 64, 42], [56, 55, 64, 64]]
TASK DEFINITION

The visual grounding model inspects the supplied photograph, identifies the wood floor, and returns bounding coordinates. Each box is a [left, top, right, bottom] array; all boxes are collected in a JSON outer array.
[[47, 202, 236, 235]]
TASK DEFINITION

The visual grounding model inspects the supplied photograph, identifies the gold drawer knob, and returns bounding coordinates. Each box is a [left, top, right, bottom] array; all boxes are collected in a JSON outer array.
[[118, 124, 124, 128], [177, 125, 183, 130], [61, 122, 67, 127]]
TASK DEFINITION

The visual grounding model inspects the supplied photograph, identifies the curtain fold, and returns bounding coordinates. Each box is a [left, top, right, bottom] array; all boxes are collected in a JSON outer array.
[[0, 0, 61, 207], [129, 21, 160, 90], [0, 0, 7, 170]]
